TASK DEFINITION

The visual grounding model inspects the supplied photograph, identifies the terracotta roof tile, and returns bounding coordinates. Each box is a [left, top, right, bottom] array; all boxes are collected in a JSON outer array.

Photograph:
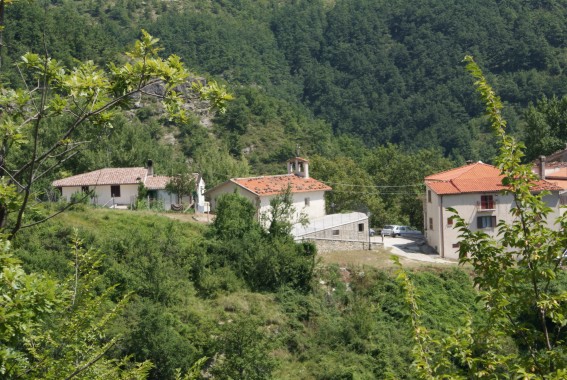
[[426, 162, 562, 195], [52, 167, 177, 190], [145, 176, 171, 190], [547, 179, 567, 190], [546, 167, 567, 179], [231, 174, 331, 196], [52, 168, 148, 187]]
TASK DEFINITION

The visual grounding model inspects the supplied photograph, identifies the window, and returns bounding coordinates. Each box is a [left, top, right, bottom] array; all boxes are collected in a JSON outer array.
[[304, 197, 310, 206], [427, 190, 432, 203], [332, 230, 339, 236], [480, 195, 495, 210], [429, 217, 433, 230], [81, 186, 89, 193], [452, 243, 460, 248], [447, 217, 453, 226], [358, 223, 364, 232], [477, 215, 496, 229], [111, 185, 121, 198]]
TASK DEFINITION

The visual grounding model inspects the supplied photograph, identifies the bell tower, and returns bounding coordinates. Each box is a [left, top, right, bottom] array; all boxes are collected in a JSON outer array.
[[287, 157, 309, 179]]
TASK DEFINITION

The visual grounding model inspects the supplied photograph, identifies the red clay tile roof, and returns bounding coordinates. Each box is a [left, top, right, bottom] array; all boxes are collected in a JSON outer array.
[[546, 167, 567, 179], [425, 162, 562, 195], [145, 176, 171, 190], [230, 174, 331, 196], [547, 179, 567, 190], [52, 168, 148, 187], [52, 168, 176, 190]]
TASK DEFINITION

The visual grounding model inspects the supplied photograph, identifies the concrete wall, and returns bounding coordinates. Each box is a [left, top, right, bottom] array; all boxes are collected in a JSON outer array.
[[207, 182, 260, 215], [61, 184, 138, 207], [299, 238, 375, 253], [425, 187, 562, 260], [155, 189, 174, 210], [256, 191, 327, 224], [300, 219, 369, 241], [207, 183, 327, 222], [196, 177, 206, 212]]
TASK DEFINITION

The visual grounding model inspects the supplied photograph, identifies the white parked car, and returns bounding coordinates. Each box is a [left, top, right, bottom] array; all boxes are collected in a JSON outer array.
[[381, 225, 422, 238]]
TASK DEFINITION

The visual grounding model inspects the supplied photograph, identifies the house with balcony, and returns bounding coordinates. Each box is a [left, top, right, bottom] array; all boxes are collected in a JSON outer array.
[[533, 153, 567, 206], [424, 161, 562, 260]]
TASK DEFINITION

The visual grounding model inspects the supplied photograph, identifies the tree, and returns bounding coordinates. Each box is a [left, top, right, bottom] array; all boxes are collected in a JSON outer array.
[[210, 317, 275, 380], [205, 192, 316, 293], [362, 145, 453, 228], [397, 57, 567, 378], [260, 184, 307, 238], [523, 95, 567, 162], [165, 170, 196, 207], [0, 29, 231, 239], [0, 230, 153, 379], [310, 154, 386, 227]]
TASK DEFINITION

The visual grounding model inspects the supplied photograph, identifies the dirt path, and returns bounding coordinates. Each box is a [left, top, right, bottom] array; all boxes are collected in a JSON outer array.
[[379, 235, 455, 264]]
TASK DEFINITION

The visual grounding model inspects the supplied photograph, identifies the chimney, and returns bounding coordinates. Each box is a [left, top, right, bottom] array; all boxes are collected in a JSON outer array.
[[147, 159, 154, 177], [539, 155, 546, 180]]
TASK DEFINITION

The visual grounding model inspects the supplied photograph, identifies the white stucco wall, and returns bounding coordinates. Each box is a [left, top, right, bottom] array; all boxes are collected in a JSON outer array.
[[207, 183, 327, 224], [425, 187, 562, 260], [155, 190, 174, 210], [207, 182, 260, 215], [256, 190, 326, 227], [61, 184, 138, 207], [196, 177, 206, 212]]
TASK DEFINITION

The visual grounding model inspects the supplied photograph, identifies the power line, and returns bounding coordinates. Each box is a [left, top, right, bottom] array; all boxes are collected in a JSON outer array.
[[321, 181, 424, 188], [330, 190, 422, 196]]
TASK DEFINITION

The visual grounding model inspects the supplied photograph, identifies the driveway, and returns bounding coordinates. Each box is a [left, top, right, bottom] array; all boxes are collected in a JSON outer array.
[[372, 235, 456, 264]]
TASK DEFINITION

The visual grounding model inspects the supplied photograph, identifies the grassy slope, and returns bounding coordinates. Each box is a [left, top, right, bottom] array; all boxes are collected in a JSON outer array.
[[12, 207, 482, 379]]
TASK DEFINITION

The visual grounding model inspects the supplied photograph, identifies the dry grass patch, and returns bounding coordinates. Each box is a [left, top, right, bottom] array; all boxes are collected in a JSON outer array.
[[318, 247, 454, 270]]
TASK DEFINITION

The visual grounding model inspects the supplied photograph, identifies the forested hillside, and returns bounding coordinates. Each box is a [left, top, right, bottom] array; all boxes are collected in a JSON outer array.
[[3, 1, 567, 379], [6, 0, 567, 159], [4, 0, 567, 225]]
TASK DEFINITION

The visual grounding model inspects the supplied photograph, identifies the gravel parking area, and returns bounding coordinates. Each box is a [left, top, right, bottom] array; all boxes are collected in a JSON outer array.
[[375, 235, 455, 264]]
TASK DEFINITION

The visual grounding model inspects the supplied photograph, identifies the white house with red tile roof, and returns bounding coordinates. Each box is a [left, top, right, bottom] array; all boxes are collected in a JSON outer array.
[[205, 157, 332, 222], [52, 161, 206, 211], [424, 161, 562, 260]]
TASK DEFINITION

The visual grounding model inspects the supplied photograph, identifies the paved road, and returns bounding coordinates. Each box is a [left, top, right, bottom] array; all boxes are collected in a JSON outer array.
[[371, 235, 456, 264]]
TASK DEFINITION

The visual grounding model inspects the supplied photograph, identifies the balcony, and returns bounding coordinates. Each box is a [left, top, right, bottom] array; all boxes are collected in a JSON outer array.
[[476, 200, 496, 211]]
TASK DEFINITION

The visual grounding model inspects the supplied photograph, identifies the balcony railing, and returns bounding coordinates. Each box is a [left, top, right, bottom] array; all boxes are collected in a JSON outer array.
[[476, 200, 496, 211]]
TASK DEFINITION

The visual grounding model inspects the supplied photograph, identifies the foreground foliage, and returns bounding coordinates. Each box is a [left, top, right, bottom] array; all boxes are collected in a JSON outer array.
[[397, 58, 567, 378], [10, 207, 481, 379], [0, 232, 153, 379]]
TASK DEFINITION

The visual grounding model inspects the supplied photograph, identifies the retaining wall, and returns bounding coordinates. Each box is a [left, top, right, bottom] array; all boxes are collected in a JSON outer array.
[[300, 237, 382, 253]]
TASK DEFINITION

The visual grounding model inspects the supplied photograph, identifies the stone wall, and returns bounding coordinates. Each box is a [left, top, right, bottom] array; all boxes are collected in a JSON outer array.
[[299, 237, 381, 253]]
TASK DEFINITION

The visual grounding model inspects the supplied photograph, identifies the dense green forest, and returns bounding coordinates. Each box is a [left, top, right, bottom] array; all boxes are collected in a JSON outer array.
[[4, 0, 567, 225], [3, 0, 567, 378]]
